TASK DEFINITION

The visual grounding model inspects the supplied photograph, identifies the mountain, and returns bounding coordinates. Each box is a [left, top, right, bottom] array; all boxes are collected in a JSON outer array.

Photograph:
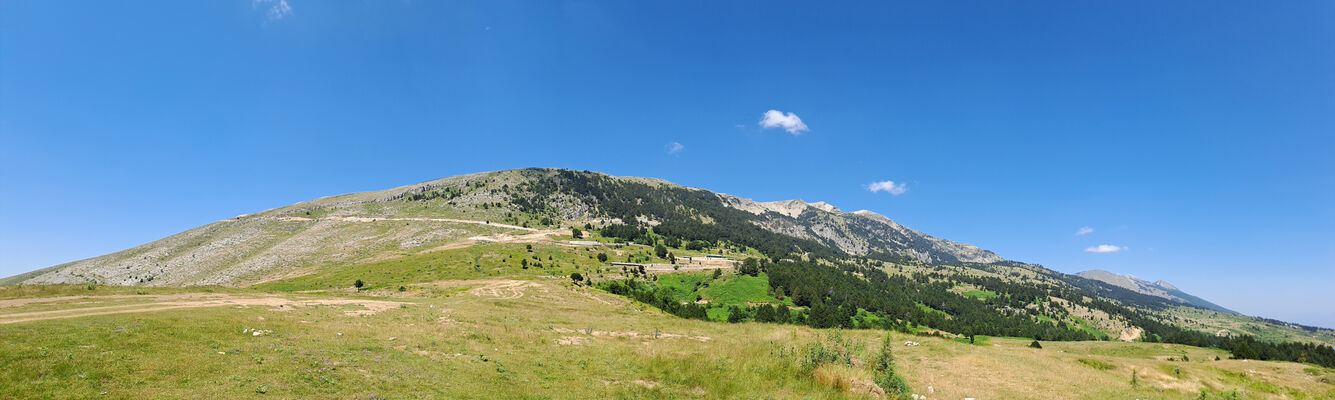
[[1075, 269, 1236, 314], [2, 168, 999, 286], [9, 168, 1333, 349]]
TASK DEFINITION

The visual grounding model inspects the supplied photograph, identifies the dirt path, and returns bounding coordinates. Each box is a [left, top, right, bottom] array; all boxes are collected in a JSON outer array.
[[239, 215, 540, 232], [466, 280, 542, 300], [427, 229, 566, 253], [642, 263, 731, 273], [575, 289, 615, 306], [418, 279, 550, 301], [0, 293, 407, 325]]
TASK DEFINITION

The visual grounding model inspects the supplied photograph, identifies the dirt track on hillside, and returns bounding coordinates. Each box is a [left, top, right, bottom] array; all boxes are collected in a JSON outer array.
[[428, 230, 567, 253], [241, 215, 541, 232], [0, 293, 406, 325]]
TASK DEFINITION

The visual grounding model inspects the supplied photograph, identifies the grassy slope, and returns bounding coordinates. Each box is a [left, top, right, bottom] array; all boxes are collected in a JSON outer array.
[[1163, 306, 1335, 346], [255, 241, 602, 291], [702, 273, 782, 305]]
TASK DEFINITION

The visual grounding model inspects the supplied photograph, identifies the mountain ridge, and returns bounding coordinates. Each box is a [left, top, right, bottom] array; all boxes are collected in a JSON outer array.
[[1076, 269, 1236, 314]]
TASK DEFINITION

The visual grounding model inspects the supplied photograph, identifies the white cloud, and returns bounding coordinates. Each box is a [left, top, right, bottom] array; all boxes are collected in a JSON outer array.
[[255, 0, 293, 20], [665, 142, 685, 155], [759, 109, 809, 135], [1076, 227, 1094, 236], [1084, 244, 1126, 253], [865, 180, 908, 195]]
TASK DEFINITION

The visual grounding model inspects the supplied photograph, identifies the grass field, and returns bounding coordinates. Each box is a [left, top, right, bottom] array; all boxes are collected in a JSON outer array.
[[3, 279, 1332, 399], [701, 273, 788, 305], [5, 239, 1335, 399]]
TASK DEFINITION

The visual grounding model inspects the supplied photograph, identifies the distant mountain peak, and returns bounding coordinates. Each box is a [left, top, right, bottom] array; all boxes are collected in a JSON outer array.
[[1075, 269, 1234, 314]]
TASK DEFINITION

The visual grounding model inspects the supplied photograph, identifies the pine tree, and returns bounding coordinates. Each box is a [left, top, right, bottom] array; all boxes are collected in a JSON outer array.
[[727, 305, 746, 323]]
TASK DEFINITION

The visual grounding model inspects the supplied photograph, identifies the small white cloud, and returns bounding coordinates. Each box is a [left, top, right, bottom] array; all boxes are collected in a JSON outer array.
[[1076, 227, 1094, 236], [865, 180, 908, 195], [759, 109, 809, 135], [666, 142, 685, 155], [255, 0, 293, 20], [1085, 244, 1126, 253]]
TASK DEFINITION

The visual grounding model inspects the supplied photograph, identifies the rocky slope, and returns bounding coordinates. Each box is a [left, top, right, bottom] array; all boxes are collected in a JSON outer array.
[[717, 196, 1002, 264]]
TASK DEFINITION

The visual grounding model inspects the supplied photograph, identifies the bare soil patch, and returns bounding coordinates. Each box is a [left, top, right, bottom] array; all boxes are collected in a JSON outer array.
[[422, 279, 549, 301], [0, 293, 406, 324], [1119, 327, 1144, 342]]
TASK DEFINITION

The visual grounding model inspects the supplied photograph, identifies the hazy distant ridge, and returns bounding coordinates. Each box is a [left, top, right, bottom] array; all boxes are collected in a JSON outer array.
[[1076, 269, 1237, 314]]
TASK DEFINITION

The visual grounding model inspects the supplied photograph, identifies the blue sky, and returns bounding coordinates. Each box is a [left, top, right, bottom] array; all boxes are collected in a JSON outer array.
[[2, 1, 1332, 327]]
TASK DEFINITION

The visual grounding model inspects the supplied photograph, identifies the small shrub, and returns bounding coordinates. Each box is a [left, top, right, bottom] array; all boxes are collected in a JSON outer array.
[[1029, 340, 1043, 349], [354, 280, 365, 289], [873, 334, 911, 399], [1077, 358, 1114, 371], [798, 331, 854, 372]]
